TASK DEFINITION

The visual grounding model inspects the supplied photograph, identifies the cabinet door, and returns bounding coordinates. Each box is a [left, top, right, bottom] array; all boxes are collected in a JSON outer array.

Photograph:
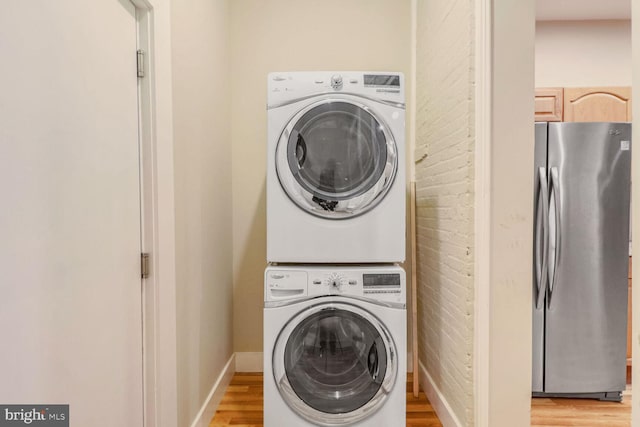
[[564, 87, 631, 122], [535, 88, 563, 121], [629, 257, 632, 359]]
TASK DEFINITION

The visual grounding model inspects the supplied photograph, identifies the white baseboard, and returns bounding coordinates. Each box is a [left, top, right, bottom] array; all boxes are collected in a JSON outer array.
[[189, 354, 235, 427], [235, 351, 263, 372], [418, 361, 463, 427]]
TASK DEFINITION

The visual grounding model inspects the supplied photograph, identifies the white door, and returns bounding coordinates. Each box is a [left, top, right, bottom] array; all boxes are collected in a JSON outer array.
[[0, 1, 143, 426]]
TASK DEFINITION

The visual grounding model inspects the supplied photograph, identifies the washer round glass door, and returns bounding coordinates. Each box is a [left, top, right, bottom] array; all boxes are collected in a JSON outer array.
[[275, 98, 398, 219], [272, 303, 397, 426]]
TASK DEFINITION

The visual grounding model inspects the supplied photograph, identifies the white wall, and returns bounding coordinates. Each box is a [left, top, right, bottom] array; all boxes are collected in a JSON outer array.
[[229, 0, 412, 355], [536, 20, 631, 87], [414, 0, 475, 424], [171, 1, 234, 426]]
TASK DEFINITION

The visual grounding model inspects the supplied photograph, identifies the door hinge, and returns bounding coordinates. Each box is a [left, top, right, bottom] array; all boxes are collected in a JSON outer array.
[[137, 49, 145, 78], [141, 253, 150, 279]]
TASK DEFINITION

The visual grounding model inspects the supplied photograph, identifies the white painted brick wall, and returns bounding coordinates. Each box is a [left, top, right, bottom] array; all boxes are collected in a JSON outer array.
[[415, 0, 475, 425]]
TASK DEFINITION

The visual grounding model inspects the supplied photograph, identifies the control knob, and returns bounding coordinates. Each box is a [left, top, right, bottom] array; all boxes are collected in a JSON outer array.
[[327, 272, 345, 291], [331, 74, 343, 90]]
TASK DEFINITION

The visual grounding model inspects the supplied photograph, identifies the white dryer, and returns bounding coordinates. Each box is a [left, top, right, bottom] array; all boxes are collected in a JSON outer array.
[[267, 71, 405, 263], [263, 265, 406, 427]]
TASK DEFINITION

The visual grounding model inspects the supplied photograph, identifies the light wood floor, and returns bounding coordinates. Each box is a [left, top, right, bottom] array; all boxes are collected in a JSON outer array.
[[208, 373, 632, 427], [531, 388, 631, 427], [208, 372, 442, 427]]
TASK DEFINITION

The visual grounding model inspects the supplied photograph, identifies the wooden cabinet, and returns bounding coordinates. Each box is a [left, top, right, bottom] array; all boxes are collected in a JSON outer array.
[[535, 88, 564, 122], [564, 87, 632, 122], [629, 256, 633, 383]]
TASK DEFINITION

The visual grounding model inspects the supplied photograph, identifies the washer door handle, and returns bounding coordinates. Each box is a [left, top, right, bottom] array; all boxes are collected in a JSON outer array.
[[367, 342, 380, 381]]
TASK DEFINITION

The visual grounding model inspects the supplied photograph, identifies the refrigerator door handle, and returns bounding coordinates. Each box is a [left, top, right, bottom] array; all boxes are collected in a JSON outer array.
[[534, 167, 549, 309], [547, 166, 561, 309]]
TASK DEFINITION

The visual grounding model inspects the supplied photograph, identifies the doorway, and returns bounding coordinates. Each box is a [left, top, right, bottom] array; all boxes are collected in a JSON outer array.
[[531, 1, 632, 424]]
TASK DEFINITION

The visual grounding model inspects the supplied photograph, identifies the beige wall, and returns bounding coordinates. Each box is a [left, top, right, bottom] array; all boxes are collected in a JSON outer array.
[[171, 1, 234, 426], [414, 0, 475, 425], [486, 0, 535, 424], [536, 20, 631, 87], [229, 0, 412, 353]]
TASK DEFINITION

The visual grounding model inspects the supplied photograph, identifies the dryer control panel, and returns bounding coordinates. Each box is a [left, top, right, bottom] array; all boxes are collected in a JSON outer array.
[[267, 71, 405, 107], [265, 266, 406, 305]]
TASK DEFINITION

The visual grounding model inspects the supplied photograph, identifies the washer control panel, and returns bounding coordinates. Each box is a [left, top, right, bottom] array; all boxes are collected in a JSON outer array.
[[265, 266, 405, 304]]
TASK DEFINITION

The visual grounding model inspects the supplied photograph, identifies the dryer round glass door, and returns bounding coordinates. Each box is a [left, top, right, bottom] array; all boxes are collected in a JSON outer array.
[[272, 303, 398, 426], [275, 98, 398, 219]]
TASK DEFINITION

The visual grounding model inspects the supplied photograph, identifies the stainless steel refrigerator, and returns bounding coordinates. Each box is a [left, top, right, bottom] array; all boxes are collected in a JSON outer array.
[[532, 122, 631, 401]]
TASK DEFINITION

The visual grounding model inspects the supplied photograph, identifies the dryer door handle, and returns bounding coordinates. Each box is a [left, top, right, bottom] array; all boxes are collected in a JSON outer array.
[[295, 134, 307, 167]]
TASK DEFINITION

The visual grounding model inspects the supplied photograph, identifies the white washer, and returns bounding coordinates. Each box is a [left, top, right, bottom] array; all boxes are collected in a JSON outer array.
[[264, 265, 406, 427], [267, 71, 405, 263]]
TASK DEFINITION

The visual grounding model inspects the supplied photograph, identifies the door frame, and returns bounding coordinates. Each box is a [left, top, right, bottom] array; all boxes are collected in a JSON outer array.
[[474, 0, 535, 426], [473, 0, 491, 423], [130, 1, 178, 426], [632, 3, 639, 425]]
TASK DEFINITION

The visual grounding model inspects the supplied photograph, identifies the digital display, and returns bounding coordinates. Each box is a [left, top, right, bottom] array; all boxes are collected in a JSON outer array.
[[364, 74, 400, 87], [363, 274, 401, 288]]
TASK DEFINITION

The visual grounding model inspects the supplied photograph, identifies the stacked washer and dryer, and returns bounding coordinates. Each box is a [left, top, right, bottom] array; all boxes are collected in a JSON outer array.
[[264, 71, 407, 426]]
